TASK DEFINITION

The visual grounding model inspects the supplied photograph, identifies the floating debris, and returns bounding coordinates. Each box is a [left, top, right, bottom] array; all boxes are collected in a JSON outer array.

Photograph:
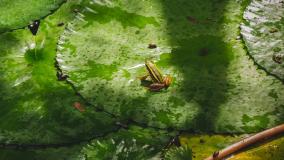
[[28, 20, 40, 35]]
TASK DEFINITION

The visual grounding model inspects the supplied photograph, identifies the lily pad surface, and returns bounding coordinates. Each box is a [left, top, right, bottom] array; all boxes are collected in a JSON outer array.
[[0, 1, 117, 144], [0, 0, 65, 33], [241, 0, 284, 79], [57, 0, 284, 132]]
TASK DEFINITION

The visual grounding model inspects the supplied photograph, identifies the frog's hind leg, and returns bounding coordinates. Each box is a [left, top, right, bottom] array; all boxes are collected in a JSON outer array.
[[149, 83, 165, 92]]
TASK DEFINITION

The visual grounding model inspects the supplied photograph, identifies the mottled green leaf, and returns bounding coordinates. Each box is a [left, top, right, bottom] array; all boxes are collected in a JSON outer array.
[[0, 0, 66, 33], [241, 0, 284, 79], [0, 1, 117, 144], [57, 0, 284, 133]]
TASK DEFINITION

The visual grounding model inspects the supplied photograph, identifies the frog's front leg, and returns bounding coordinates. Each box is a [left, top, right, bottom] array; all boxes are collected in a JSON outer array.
[[149, 83, 166, 92], [139, 74, 149, 81]]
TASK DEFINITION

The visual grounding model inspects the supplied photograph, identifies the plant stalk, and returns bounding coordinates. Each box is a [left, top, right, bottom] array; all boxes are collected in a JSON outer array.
[[204, 123, 284, 160]]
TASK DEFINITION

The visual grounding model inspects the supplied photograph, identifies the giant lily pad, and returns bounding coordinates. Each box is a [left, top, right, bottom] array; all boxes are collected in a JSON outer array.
[[57, 0, 284, 132], [0, 0, 66, 33], [241, 0, 284, 79], [0, 1, 117, 144]]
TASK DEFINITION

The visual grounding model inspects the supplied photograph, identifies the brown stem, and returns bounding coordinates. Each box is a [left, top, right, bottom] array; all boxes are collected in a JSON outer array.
[[204, 123, 284, 160]]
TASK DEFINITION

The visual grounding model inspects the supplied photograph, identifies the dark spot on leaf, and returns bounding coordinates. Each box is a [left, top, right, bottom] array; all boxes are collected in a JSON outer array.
[[273, 47, 281, 53], [73, 102, 85, 112], [269, 28, 278, 33], [268, 90, 278, 99], [148, 43, 157, 49], [199, 139, 205, 144], [115, 122, 128, 129], [199, 48, 209, 56], [272, 54, 283, 64], [186, 16, 198, 24], [57, 22, 65, 27]]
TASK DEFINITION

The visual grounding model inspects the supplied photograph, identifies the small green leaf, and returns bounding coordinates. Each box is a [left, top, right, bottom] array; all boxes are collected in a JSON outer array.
[[0, 0, 117, 144], [0, 0, 65, 33]]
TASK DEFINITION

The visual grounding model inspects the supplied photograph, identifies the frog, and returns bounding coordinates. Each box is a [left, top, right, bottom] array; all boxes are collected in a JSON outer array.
[[140, 60, 172, 92]]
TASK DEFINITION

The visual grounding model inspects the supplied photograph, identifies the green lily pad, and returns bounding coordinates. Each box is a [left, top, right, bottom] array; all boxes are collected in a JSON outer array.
[[0, 1, 117, 144], [241, 0, 284, 79], [57, 0, 284, 133], [0, 126, 173, 160], [0, 0, 66, 33]]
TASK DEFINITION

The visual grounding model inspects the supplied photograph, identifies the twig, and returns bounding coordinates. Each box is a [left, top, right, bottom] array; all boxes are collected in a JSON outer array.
[[204, 123, 284, 160]]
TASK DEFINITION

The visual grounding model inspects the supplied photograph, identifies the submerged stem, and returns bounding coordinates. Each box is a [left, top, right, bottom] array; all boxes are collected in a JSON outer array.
[[205, 123, 284, 160]]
